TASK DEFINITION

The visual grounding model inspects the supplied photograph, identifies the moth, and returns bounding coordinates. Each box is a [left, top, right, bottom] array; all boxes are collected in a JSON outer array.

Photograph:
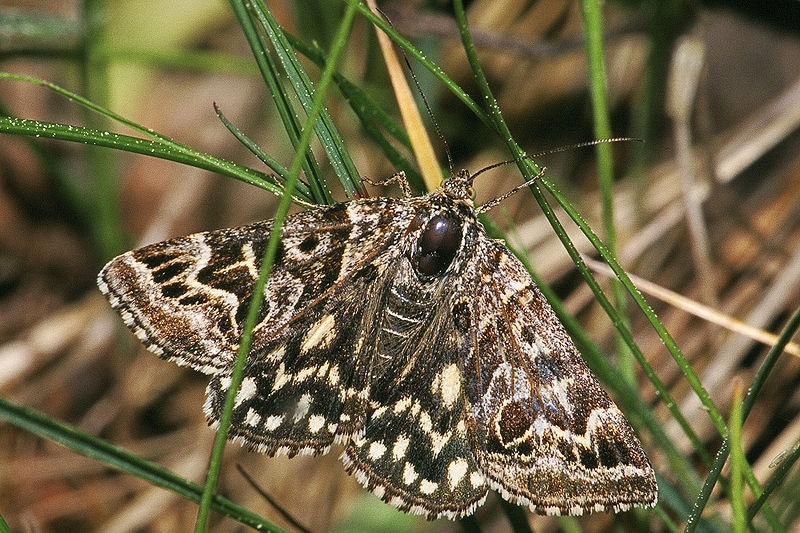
[[98, 169, 657, 520]]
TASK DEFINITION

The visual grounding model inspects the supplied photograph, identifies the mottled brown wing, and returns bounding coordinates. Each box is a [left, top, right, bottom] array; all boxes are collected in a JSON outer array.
[[464, 236, 658, 515], [98, 198, 407, 373], [340, 285, 491, 520], [99, 198, 419, 456]]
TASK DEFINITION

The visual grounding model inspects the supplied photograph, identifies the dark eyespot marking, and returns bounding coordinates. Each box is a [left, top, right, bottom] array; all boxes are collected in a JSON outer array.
[[498, 401, 529, 444], [413, 214, 462, 277], [179, 293, 209, 306], [151, 261, 191, 283], [136, 250, 177, 269], [299, 235, 318, 253], [160, 282, 189, 298]]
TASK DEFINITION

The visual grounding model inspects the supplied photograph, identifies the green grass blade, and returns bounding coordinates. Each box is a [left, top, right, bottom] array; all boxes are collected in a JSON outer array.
[[0, 10, 82, 52], [0, 114, 310, 203], [213, 102, 292, 183], [229, 0, 328, 204], [248, 0, 359, 200], [686, 306, 800, 531], [0, 396, 284, 532], [354, 3, 489, 131], [748, 441, 800, 525], [729, 386, 746, 533], [194, 2, 359, 531], [283, 30, 423, 191], [578, 0, 635, 386]]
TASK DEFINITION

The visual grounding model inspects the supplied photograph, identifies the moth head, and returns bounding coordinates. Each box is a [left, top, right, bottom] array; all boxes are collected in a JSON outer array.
[[409, 212, 463, 279], [440, 169, 476, 205]]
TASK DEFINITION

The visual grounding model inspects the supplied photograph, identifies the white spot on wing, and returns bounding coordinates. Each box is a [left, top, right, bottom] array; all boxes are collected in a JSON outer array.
[[419, 411, 432, 433], [327, 364, 340, 385], [308, 414, 325, 433], [419, 479, 438, 495], [272, 362, 290, 391], [264, 345, 285, 362], [447, 458, 468, 491], [300, 313, 336, 353], [438, 363, 461, 409], [402, 462, 418, 485], [244, 407, 261, 426], [240, 242, 261, 279], [430, 431, 450, 457], [392, 435, 409, 460], [294, 365, 317, 383], [469, 471, 485, 489], [293, 393, 312, 421], [393, 396, 412, 414], [234, 376, 257, 408], [368, 441, 387, 460], [264, 414, 284, 430]]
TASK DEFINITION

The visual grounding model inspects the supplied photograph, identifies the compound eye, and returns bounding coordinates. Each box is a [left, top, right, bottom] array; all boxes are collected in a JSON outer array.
[[414, 214, 462, 277]]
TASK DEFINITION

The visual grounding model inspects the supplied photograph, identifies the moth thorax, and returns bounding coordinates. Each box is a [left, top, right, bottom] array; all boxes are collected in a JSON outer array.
[[414, 214, 462, 277]]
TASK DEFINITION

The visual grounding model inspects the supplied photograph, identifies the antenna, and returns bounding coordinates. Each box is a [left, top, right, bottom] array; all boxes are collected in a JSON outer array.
[[377, 7, 454, 176], [474, 138, 642, 214]]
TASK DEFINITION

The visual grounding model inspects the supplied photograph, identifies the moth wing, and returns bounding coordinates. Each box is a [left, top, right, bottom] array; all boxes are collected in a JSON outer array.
[[98, 199, 404, 373], [99, 198, 418, 455], [341, 302, 490, 520], [465, 237, 657, 514], [204, 267, 379, 456]]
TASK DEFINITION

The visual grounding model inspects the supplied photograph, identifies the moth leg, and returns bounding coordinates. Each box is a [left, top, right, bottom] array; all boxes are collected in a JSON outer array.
[[362, 171, 412, 197]]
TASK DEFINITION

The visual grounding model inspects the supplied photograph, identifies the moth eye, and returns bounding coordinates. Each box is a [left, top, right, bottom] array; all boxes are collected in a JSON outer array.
[[414, 214, 462, 277]]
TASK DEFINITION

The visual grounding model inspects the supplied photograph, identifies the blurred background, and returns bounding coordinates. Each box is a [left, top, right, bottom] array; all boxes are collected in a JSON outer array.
[[1, 0, 800, 531]]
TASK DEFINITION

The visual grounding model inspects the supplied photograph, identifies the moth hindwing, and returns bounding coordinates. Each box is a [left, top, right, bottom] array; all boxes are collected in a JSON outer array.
[[98, 170, 657, 520]]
